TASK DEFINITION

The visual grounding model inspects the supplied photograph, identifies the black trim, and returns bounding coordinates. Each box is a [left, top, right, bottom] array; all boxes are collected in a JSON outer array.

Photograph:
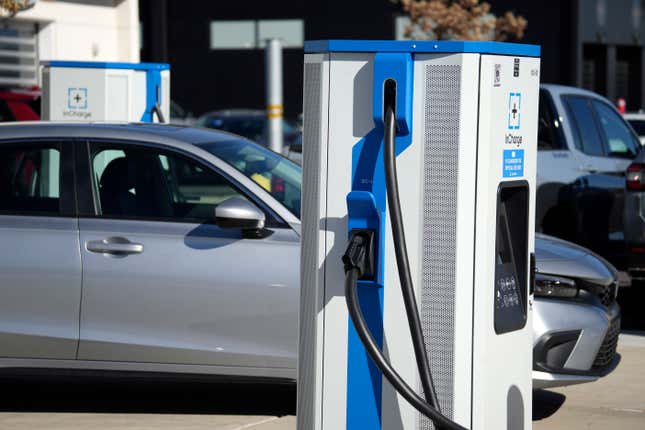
[[74, 140, 98, 216], [79, 138, 289, 229], [60, 141, 77, 216], [533, 329, 621, 377]]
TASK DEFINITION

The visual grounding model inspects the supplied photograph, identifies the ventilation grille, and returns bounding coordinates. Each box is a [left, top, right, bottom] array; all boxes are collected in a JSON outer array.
[[419, 64, 461, 430], [297, 62, 323, 429]]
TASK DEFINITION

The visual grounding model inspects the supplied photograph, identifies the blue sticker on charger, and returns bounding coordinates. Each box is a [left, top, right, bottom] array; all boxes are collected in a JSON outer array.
[[503, 149, 524, 177]]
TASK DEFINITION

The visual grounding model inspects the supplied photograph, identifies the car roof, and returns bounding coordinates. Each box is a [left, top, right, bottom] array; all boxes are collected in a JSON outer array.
[[540, 83, 612, 103], [624, 112, 645, 120], [0, 121, 254, 147]]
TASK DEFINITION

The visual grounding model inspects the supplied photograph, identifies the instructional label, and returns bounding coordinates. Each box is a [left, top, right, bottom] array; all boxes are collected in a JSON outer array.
[[503, 149, 524, 178]]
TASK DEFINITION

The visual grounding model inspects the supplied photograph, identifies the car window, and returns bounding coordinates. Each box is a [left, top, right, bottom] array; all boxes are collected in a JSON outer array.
[[538, 90, 566, 150], [198, 139, 302, 218], [0, 99, 15, 122], [90, 143, 267, 224], [0, 144, 61, 214], [592, 101, 639, 158], [627, 119, 645, 137], [563, 95, 605, 157]]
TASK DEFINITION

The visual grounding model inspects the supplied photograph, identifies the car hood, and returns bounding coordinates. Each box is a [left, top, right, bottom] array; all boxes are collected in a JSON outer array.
[[535, 233, 617, 285]]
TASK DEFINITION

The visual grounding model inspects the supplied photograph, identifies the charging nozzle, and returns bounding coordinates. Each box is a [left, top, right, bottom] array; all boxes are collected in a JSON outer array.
[[342, 230, 376, 279]]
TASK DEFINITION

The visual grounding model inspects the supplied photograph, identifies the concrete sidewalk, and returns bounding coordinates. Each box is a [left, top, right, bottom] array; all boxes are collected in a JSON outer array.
[[534, 332, 645, 430], [0, 332, 643, 430]]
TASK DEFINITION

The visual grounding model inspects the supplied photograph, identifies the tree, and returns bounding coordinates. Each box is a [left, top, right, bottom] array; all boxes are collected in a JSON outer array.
[[0, 0, 36, 17], [395, 0, 527, 41]]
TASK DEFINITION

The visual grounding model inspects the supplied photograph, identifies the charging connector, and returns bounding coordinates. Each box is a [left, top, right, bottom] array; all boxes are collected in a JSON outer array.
[[342, 230, 376, 280]]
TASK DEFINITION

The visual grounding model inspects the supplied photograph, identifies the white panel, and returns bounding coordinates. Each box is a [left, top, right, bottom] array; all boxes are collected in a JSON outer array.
[[45, 67, 106, 121], [471, 54, 540, 430], [161, 69, 171, 122], [132, 70, 147, 122], [320, 52, 375, 429], [106, 73, 129, 121], [297, 53, 330, 430]]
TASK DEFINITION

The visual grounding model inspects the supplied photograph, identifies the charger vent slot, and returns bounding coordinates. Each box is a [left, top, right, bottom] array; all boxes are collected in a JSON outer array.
[[420, 64, 461, 429]]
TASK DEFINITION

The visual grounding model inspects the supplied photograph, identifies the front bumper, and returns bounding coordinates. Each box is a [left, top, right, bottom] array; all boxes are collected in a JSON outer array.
[[533, 297, 620, 388]]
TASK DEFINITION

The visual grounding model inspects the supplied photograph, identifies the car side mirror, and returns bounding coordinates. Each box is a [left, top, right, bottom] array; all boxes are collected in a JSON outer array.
[[215, 197, 265, 232]]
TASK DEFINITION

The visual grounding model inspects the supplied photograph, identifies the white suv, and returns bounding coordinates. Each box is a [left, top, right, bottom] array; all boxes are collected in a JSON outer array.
[[536, 84, 641, 267]]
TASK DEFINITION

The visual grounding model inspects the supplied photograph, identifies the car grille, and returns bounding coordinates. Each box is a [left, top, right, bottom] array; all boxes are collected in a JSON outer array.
[[598, 282, 618, 307], [593, 317, 620, 369], [578, 280, 618, 307]]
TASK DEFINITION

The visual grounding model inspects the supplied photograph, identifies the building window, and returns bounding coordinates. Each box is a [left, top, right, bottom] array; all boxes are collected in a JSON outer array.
[[210, 19, 303, 50]]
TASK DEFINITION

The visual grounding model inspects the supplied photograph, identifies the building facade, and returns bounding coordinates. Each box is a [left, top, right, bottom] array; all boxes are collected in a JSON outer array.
[[1, 0, 139, 88], [140, 0, 645, 117]]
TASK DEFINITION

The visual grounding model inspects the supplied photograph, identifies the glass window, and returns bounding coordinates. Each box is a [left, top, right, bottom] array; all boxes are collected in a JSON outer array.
[[91, 144, 254, 223], [563, 96, 605, 157], [258, 20, 303, 48], [210, 20, 256, 50], [627, 119, 645, 137], [592, 100, 639, 158], [198, 139, 301, 218], [538, 90, 566, 150], [0, 145, 60, 214]]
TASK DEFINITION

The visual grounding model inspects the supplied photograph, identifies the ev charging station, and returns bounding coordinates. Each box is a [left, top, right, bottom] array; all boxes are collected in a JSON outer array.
[[298, 40, 540, 430], [41, 61, 170, 123]]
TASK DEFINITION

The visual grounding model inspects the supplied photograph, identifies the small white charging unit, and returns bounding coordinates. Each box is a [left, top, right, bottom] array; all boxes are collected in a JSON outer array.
[[298, 40, 541, 430], [41, 61, 170, 123]]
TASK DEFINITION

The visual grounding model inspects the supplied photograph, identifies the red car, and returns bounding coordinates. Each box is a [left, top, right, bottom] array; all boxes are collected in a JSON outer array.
[[0, 88, 40, 122]]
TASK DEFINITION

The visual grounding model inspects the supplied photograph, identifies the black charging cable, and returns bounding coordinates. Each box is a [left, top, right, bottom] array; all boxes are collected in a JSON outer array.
[[342, 107, 467, 430]]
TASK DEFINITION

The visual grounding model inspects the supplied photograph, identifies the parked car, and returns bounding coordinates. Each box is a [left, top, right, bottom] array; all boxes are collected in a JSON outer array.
[[169, 100, 195, 126], [533, 233, 621, 388], [0, 87, 40, 122], [0, 122, 619, 388], [195, 109, 300, 152], [537, 84, 641, 270], [624, 150, 645, 281], [624, 112, 645, 146]]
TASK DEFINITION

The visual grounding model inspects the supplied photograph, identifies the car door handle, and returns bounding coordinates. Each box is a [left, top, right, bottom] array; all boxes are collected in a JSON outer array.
[[86, 237, 144, 255]]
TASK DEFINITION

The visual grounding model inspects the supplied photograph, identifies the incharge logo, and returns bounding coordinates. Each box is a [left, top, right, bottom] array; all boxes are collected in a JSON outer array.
[[505, 133, 523, 147]]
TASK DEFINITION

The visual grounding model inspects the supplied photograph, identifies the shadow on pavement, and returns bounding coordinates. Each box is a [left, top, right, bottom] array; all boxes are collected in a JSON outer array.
[[0, 373, 296, 416], [532, 389, 566, 421]]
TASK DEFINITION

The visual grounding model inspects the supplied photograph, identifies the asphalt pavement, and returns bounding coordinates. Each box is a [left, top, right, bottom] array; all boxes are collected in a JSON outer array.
[[0, 333, 643, 429]]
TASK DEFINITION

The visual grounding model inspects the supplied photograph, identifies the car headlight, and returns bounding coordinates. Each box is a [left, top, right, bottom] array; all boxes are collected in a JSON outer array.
[[534, 273, 579, 298]]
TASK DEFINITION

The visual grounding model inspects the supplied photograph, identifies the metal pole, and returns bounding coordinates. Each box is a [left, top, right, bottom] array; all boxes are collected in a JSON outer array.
[[265, 38, 284, 153]]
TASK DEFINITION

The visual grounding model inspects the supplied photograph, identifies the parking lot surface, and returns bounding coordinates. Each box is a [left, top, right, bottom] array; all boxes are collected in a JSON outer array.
[[0, 333, 643, 430]]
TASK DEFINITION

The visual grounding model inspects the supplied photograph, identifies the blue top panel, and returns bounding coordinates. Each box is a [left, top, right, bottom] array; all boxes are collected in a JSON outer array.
[[305, 40, 540, 57], [41, 61, 170, 71]]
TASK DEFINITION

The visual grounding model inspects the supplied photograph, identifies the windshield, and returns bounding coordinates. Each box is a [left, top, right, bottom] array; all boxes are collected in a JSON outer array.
[[198, 139, 302, 218]]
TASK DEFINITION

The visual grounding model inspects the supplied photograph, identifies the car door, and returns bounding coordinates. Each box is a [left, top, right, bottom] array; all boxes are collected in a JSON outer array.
[[588, 98, 641, 242], [536, 89, 576, 230], [76, 140, 299, 372], [0, 140, 81, 359], [557, 95, 634, 252]]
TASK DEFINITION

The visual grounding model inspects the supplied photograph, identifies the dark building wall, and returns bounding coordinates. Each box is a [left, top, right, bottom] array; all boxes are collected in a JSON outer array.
[[140, 0, 645, 118], [489, 1, 578, 87], [140, 0, 306, 117]]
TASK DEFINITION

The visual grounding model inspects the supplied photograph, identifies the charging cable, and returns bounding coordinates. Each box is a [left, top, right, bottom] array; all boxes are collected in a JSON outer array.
[[343, 107, 467, 430]]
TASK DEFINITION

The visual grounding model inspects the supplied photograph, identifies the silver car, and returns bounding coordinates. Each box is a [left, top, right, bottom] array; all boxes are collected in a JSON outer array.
[[533, 233, 620, 388], [0, 122, 619, 388]]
